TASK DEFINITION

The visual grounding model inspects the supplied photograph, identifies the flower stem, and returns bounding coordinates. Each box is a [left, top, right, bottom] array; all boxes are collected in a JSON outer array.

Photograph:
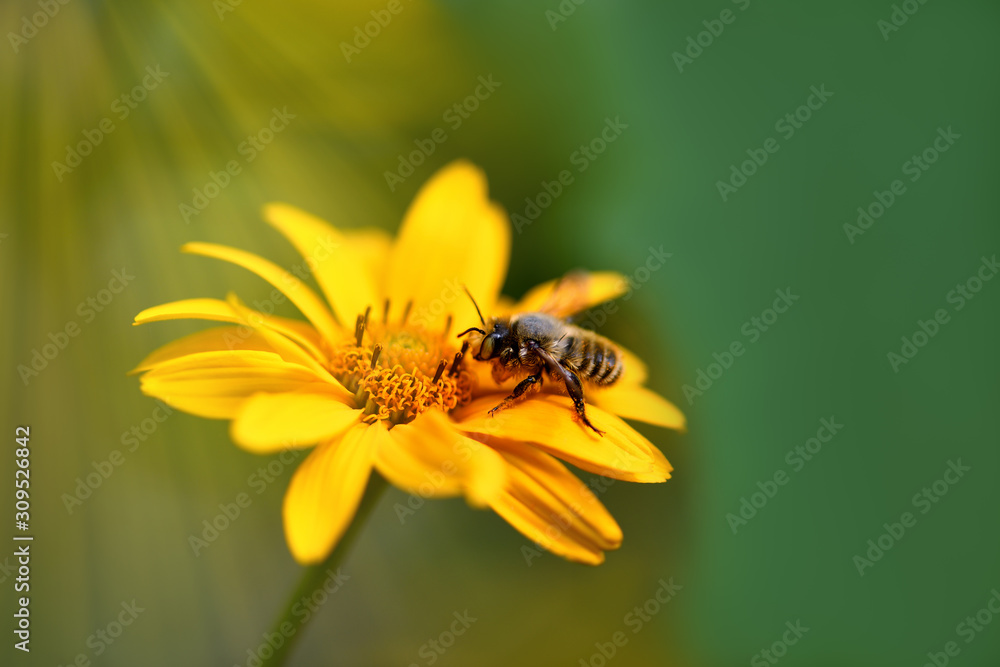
[[262, 474, 389, 667]]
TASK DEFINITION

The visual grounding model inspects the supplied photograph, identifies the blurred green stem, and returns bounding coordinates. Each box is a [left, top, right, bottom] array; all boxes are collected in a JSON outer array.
[[263, 474, 389, 667]]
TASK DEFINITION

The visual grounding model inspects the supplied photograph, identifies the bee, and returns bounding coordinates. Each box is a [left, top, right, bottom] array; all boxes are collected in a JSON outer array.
[[458, 272, 624, 436]]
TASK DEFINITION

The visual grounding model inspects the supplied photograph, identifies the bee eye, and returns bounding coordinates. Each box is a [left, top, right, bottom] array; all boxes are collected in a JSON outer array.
[[479, 336, 495, 359]]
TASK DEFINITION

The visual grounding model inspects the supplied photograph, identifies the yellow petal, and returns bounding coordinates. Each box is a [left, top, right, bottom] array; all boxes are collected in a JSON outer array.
[[283, 423, 380, 564], [231, 388, 362, 453], [266, 315, 326, 357], [345, 228, 392, 294], [225, 293, 344, 389], [591, 384, 686, 431], [505, 271, 628, 319], [490, 489, 606, 565], [133, 297, 327, 363], [131, 326, 276, 374], [453, 395, 672, 483], [492, 442, 622, 551], [618, 346, 649, 385], [262, 203, 385, 326], [134, 298, 239, 325], [374, 409, 506, 505], [386, 160, 510, 329], [138, 351, 323, 419], [137, 349, 295, 374], [182, 242, 339, 343]]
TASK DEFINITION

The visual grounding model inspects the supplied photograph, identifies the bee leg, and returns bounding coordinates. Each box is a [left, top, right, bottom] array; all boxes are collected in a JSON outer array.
[[524, 340, 605, 437], [561, 369, 605, 437], [491, 362, 514, 385], [488, 373, 542, 418]]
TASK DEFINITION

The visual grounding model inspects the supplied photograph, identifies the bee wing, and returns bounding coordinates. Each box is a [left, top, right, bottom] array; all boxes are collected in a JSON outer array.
[[531, 271, 627, 320]]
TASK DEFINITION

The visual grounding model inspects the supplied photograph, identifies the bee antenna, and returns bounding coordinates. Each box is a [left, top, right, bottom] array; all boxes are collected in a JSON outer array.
[[462, 285, 486, 326], [456, 327, 486, 338]]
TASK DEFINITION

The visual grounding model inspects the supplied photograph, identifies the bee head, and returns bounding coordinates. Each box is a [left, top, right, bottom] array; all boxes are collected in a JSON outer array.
[[457, 319, 514, 361], [474, 320, 519, 362], [456, 285, 512, 363]]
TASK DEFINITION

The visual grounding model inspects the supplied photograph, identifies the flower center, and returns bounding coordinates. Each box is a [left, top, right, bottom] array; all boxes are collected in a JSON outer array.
[[327, 307, 474, 426]]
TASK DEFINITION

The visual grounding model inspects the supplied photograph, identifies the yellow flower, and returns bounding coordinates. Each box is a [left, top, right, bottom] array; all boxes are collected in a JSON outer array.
[[132, 160, 685, 565]]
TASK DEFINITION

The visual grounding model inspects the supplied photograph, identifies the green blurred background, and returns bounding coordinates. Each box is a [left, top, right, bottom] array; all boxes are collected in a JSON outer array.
[[2, 0, 999, 665]]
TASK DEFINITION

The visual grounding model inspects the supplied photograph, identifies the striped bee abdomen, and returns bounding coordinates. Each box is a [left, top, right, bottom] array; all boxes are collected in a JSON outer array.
[[561, 330, 623, 386]]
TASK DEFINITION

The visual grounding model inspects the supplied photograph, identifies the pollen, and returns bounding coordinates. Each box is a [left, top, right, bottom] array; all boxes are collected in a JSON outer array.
[[327, 311, 474, 426]]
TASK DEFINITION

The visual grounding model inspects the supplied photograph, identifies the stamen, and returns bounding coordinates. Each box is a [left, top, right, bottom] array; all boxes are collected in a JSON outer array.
[[354, 314, 365, 347], [443, 314, 453, 337], [363, 305, 371, 330], [327, 314, 474, 427], [449, 340, 469, 376], [382, 299, 390, 324], [401, 300, 413, 324]]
